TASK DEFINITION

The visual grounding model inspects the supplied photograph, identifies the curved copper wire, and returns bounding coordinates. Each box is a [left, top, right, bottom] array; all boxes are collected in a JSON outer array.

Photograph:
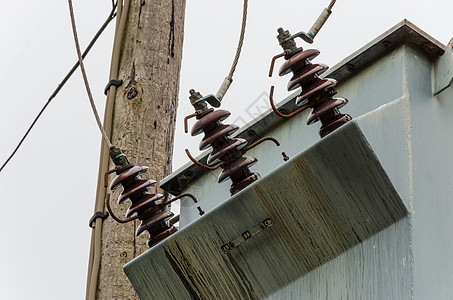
[[163, 193, 204, 216], [242, 136, 280, 153], [184, 149, 223, 170], [163, 193, 198, 206], [269, 51, 288, 77], [269, 85, 309, 119], [104, 167, 140, 223], [104, 167, 118, 188], [184, 112, 199, 133], [107, 189, 204, 225], [105, 193, 140, 224]]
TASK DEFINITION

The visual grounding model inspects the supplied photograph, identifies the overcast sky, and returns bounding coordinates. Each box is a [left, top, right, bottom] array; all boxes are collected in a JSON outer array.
[[0, 0, 452, 299]]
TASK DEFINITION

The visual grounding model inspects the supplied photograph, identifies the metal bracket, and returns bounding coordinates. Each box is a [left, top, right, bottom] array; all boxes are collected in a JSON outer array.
[[434, 38, 453, 96], [189, 89, 221, 109], [287, 31, 313, 45], [278, 0, 336, 47], [221, 218, 274, 253]]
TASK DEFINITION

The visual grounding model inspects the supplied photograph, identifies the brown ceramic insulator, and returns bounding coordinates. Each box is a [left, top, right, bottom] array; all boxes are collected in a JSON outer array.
[[191, 109, 260, 195], [279, 48, 351, 138], [110, 165, 176, 247]]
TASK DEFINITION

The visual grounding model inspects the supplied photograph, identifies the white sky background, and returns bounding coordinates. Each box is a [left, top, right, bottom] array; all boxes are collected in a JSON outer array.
[[0, 0, 451, 299]]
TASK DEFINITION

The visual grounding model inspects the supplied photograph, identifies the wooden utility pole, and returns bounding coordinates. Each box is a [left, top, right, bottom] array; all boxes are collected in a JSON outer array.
[[94, 1, 186, 299]]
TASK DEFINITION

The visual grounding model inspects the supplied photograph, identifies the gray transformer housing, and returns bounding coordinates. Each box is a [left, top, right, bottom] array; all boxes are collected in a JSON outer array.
[[124, 20, 453, 299]]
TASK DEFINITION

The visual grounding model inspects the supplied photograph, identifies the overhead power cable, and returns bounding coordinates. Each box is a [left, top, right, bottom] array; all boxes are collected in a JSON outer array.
[[0, 3, 117, 174], [68, 0, 113, 148], [227, 0, 248, 80], [216, 0, 248, 101]]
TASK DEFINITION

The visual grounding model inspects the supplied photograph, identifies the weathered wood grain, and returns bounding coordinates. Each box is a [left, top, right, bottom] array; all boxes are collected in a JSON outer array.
[[97, 1, 186, 299]]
